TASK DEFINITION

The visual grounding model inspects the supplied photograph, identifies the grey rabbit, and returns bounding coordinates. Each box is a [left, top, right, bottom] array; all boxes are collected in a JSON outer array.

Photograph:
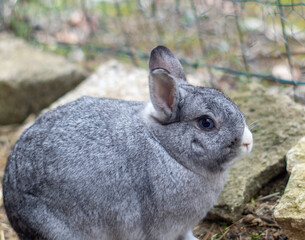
[[3, 46, 253, 240]]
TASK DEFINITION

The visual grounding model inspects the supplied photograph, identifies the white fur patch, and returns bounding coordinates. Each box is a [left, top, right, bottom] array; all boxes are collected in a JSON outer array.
[[142, 101, 168, 123]]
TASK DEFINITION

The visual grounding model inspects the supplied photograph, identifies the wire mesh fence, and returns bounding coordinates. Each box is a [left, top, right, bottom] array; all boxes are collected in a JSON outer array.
[[0, 0, 304, 95]]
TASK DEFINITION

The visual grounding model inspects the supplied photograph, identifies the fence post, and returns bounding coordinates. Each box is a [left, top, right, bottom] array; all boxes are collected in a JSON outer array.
[[189, 0, 215, 87], [233, 1, 250, 82]]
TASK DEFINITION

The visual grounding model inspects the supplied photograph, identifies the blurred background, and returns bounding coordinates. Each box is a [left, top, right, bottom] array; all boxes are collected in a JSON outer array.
[[0, 1, 305, 239], [0, 0, 304, 97]]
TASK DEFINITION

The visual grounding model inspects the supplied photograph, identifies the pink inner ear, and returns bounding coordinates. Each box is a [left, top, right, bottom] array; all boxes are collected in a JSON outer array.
[[168, 88, 175, 111], [154, 76, 175, 112]]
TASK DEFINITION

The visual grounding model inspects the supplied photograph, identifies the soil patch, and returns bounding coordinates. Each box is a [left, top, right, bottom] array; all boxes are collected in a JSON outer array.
[[194, 173, 289, 240]]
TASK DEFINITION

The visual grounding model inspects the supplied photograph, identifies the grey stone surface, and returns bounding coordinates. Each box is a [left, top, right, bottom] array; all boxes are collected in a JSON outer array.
[[285, 136, 305, 173], [208, 85, 305, 222], [0, 33, 87, 124], [48, 60, 149, 109], [274, 138, 305, 240]]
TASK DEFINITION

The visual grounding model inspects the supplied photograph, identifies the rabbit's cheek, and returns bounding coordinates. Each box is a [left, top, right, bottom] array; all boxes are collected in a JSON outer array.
[[191, 139, 206, 156]]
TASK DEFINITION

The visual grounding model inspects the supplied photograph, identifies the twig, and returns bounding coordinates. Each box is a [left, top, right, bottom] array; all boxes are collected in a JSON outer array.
[[80, 1, 94, 38], [257, 192, 280, 201], [203, 223, 216, 240], [0, 230, 5, 240], [213, 218, 243, 240], [216, 227, 231, 240]]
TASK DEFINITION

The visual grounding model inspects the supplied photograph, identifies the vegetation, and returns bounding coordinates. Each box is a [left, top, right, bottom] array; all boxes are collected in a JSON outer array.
[[1, 0, 304, 90]]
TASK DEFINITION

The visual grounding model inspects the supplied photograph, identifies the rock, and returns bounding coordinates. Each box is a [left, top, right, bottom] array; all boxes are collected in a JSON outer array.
[[274, 137, 305, 240], [286, 136, 305, 173], [271, 64, 301, 82], [0, 33, 87, 124], [48, 60, 149, 109], [274, 164, 305, 240], [208, 84, 305, 222]]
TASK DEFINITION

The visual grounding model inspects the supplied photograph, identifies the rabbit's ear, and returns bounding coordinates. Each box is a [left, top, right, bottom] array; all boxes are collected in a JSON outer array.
[[149, 46, 186, 81], [148, 46, 186, 122], [149, 69, 179, 122]]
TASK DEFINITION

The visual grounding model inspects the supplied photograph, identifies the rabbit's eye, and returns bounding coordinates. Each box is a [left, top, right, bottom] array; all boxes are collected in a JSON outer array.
[[197, 116, 215, 130]]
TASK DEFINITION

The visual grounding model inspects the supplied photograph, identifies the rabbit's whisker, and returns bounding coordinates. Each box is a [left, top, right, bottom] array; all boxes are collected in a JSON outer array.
[[249, 120, 259, 130]]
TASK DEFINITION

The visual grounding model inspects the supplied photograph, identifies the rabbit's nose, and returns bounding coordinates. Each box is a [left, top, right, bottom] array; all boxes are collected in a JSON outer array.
[[242, 142, 251, 152]]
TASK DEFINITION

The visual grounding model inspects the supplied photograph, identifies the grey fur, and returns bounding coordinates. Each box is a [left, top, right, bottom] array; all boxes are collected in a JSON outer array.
[[3, 46, 250, 240]]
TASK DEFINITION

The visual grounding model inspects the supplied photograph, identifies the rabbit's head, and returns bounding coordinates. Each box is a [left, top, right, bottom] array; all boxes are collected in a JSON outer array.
[[144, 46, 253, 174]]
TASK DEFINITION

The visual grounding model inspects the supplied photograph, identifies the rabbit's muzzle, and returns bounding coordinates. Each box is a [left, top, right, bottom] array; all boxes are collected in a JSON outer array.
[[240, 126, 253, 157]]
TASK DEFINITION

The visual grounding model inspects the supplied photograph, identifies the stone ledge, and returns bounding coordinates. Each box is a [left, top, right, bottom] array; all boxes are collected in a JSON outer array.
[[286, 136, 305, 173], [274, 163, 305, 240], [274, 136, 305, 240]]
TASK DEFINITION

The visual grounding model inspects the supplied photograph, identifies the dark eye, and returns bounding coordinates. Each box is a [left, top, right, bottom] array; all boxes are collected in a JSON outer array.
[[197, 116, 215, 130]]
